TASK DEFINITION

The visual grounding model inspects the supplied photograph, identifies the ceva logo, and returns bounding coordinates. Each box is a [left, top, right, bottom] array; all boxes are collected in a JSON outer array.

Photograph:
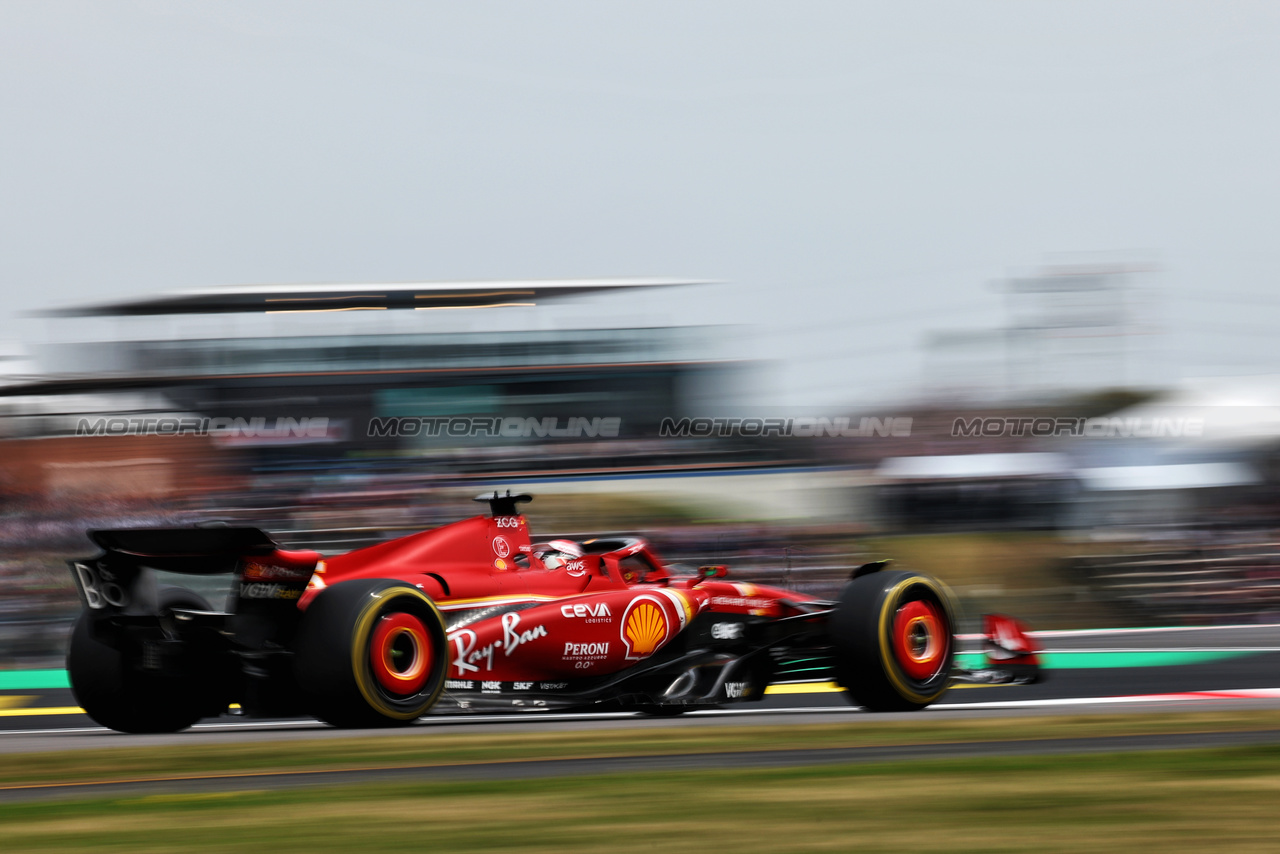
[[561, 602, 611, 619], [621, 595, 669, 660]]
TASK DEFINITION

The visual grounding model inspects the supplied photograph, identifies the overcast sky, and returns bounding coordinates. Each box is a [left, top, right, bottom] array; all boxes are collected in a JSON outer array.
[[2, 2, 1279, 406]]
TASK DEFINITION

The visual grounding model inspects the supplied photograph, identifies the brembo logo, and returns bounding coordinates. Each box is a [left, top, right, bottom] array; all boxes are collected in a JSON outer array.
[[621, 596, 669, 660]]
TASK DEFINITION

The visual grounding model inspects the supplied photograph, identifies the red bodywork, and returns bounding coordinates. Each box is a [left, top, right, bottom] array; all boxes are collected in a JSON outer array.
[[276, 513, 811, 685], [68, 496, 1038, 730]]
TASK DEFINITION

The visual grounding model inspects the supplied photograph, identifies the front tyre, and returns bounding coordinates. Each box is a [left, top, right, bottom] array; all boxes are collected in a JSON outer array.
[[828, 569, 956, 712], [293, 580, 448, 728]]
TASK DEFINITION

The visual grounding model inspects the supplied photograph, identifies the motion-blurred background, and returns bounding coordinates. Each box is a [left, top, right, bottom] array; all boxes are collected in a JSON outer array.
[[2, 3, 1280, 664]]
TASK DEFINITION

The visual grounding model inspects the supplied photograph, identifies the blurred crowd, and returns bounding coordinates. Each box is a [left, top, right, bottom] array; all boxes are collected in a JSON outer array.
[[0, 474, 872, 666], [2, 429, 1280, 666], [1072, 521, 1280, 626]]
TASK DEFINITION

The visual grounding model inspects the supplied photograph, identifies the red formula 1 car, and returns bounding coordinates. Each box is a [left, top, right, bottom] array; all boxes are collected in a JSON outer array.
[[66, 492, 1039, 732]]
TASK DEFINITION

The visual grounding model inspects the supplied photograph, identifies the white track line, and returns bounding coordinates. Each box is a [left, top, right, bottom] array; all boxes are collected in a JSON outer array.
[[932, 688, 1280, 711], [958, 647, 1280, 654], [5, 688, 1280, 737], [958, 623, 1280, 641]]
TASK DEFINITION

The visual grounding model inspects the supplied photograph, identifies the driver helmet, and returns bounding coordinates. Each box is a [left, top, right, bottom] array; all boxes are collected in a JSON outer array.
[[542, 539, 583, 570]]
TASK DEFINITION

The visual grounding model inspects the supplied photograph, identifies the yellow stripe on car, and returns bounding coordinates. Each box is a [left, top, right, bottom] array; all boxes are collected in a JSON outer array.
[[763, 682, 845, 695]]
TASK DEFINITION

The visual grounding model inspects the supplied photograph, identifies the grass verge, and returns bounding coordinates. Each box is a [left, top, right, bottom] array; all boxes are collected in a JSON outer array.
[[2, 745, 1279, 852], [1, 710, 1277, 788]]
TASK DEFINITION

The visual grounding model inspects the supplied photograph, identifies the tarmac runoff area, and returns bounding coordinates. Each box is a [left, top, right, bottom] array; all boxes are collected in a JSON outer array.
[[0, 624, 1275, 800]]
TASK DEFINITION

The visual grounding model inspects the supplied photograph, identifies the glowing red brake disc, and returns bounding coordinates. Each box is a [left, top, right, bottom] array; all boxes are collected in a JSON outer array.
[[369, 612, 432, 695], [891, 599, 946, 681]]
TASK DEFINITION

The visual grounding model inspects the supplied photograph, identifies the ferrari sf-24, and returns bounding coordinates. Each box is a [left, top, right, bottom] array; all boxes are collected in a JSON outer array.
[[67, 492, 1039, 732]]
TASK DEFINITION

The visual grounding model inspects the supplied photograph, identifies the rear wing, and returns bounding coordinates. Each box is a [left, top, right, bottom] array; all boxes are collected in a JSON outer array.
[[89, 524, 280, 571], [69, 526, 307, 616]]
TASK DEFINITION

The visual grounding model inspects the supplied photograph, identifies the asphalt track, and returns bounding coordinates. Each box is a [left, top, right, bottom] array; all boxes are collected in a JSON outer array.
[[0, 625, 1277, 801]]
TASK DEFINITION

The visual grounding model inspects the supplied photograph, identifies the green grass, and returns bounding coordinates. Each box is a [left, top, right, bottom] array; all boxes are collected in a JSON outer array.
[[3, 746, 1280, 852], [1, 711, 1277, 789]]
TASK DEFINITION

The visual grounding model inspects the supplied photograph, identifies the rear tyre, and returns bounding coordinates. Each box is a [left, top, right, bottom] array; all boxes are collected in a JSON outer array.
[[67, 587, 226, 733], [293, 579, 448, 728], [828, 569, 956, 712]]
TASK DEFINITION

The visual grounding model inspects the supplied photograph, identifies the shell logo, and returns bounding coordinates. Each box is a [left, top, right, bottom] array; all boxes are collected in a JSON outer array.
[[621, 597, 669, 660]]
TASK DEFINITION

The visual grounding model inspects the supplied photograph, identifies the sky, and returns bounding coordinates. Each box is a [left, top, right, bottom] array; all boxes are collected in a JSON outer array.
[[2, 2, 1279, 406]]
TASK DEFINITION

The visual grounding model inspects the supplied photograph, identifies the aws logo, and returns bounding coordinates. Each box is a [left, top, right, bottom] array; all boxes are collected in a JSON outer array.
[[621, 595, 670, 660]]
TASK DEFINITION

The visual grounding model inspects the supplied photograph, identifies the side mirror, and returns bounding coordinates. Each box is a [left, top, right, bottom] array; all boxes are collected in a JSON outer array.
[[697, 564, 729, 580]]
